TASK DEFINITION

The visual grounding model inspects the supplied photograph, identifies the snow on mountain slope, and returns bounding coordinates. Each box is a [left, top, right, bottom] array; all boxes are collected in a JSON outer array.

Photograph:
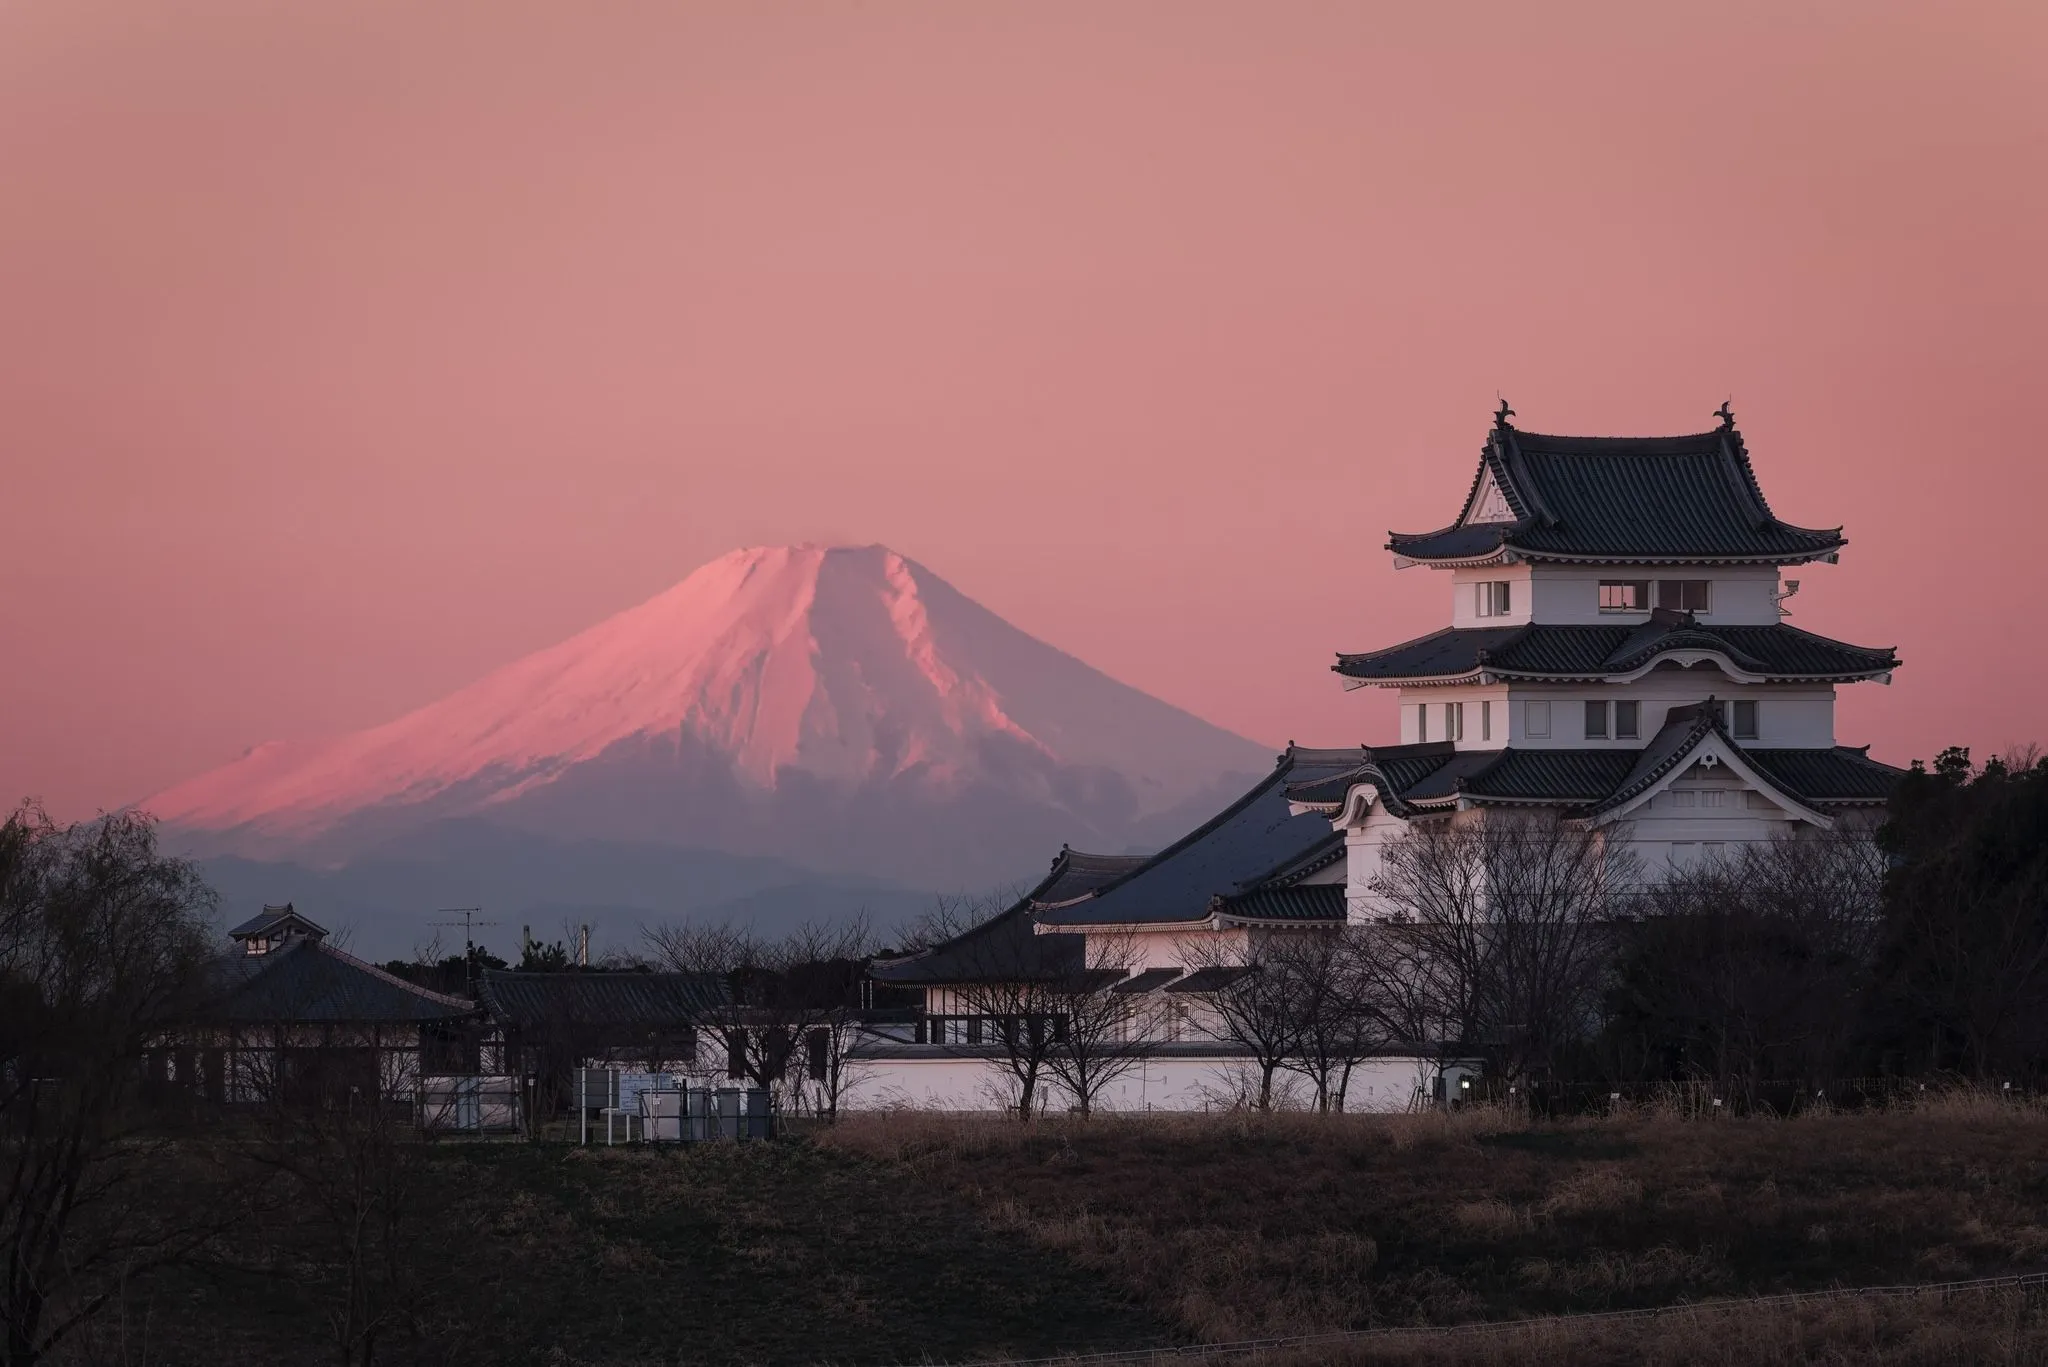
[[144, 545, 1272, 881]]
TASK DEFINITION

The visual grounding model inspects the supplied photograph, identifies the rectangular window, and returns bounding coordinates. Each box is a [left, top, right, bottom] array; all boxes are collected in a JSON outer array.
[[1446, 702, 1464, 742], [1615, 700, 1640, 740], [1732, 699, 1759, 740], [1414, 703, 1428, 743], [1657, 580, 1711, 613], [1700, 789, 1728, 808], [1584, 700, 1608, 739], [1671, 790, 1698, 808], [1599, 580, 1649, 612], [1525, 700, 1551, 738], [1481, 700, 1492, 742], [1474, 581, 1512, 617]]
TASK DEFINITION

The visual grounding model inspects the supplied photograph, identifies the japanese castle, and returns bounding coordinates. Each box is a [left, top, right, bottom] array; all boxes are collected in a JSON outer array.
[[865, 403, 1905, 1109], [1291, 401, 1902, 912]]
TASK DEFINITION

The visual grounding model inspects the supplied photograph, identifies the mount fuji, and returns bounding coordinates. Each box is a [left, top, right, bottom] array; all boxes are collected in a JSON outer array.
[[146, 546, 1271, 953]]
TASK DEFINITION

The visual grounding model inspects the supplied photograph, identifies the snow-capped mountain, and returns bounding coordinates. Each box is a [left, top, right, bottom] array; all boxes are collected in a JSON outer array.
[[146, 545, 1272, 890]]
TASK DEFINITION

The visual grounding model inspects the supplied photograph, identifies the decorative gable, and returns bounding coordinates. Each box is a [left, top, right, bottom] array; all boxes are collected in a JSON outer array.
[[1465, 466, 1515, 525]]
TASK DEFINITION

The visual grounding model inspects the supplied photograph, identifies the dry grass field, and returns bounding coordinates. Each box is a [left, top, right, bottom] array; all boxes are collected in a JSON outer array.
[[56, 1092, 2048, 1366], [822, 1092, 2048, 1350]]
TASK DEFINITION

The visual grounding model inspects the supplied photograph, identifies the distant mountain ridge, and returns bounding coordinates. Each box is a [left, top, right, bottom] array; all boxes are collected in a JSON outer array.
[[146, 545, 1272, 950]]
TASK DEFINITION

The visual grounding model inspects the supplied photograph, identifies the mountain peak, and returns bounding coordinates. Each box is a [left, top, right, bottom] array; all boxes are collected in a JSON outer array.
[[143, 546, 1269, 883]]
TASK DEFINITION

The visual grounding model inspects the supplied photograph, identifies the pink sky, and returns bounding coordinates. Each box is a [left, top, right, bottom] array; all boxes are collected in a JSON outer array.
[[4, 0, 2044, 822]]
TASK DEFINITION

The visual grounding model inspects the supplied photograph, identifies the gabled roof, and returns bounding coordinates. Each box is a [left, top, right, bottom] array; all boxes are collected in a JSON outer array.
[[1033, 746, 1367, 927], [1288, 720, 1902, 823], [477, 969, 729, 1029], [1387, 409, 1846, 566], [201, 937, 475, 1023], [227, 903, 329, 942], [867, 846, 1145, 985], [1334, 617, 1897, 686]]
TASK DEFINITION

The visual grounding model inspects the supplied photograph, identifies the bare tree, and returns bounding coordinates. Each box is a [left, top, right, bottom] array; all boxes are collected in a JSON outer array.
[[243, 1080, 448, 1367], [1180, 938, 1304, 1112], [951, 971, 1065, 1120], [1612, 829, 1885, 1093], [1271, 931, 1389, 1113], [1371, 812, 1636, 1084], [1042, 932, 1159, 1117], [643, 916, 879, 1113], [0, 804, 235, 1366]]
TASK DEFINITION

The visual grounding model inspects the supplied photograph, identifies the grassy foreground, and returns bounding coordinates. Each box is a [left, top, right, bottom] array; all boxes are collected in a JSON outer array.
[[67, 1094, 2048, 1365]]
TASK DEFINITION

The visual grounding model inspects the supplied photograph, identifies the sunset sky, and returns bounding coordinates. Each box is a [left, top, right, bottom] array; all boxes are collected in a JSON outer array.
[[4, 0, 2044, 821]]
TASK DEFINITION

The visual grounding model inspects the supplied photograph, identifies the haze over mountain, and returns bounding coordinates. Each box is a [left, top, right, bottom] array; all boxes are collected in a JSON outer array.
[[147, 545, 1272, 954]]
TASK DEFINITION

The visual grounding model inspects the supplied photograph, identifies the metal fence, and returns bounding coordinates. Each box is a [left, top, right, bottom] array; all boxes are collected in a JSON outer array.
[[417, 1075, 522, 1134], [574, 1068, 773, 1144]]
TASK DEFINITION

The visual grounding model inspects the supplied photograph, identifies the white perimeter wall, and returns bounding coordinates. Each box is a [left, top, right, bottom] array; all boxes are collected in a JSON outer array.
[[841, 1053, 1437, 1114]]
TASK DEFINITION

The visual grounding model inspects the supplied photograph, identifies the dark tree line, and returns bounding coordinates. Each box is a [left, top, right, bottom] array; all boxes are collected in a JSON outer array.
[[1606, 746, 2048, 1090]]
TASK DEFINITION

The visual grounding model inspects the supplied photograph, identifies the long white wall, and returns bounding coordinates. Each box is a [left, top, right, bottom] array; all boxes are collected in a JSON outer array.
[[841, 1052, 1436, 1113]]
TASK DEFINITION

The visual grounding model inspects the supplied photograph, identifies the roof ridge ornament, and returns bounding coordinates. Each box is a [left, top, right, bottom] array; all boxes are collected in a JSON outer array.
[[1495, 397, 1515, 428], [1715, 400, 1736, 430]]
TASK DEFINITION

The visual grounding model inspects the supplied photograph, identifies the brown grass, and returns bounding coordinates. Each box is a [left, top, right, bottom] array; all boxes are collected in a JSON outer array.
[[821, 1094, 2048, 1344]]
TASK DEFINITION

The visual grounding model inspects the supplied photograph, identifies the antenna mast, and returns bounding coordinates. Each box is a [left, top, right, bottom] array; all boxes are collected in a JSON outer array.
[[429, 907, 498, 999]]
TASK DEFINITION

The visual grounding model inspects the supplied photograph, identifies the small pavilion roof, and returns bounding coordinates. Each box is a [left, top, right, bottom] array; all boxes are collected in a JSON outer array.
[[227, 902, 329, 943], [1034, 746, 1367, 928], [1334, 617, 1897, 686], [1387, 409, 1845, 566]]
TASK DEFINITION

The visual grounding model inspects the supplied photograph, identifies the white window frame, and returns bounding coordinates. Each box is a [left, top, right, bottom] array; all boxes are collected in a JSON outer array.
[[1584, 700, 1608, 739], [1598, 580, 1650, 613], [1446, 701, 1465, 742], [1480, 699, 1492, 743], [1525, 700, 1551, 739], [1474, 581, 1512, 618], [1614, 700, 1640, 740], [1732, 698, 1760, 740]]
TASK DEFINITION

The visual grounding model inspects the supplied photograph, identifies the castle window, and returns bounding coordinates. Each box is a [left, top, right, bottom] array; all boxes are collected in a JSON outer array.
[[1615, 700, 1640, 739], [1657, 580, 1711, 613], [1446, 702, 1465, 741], [1480, 700, 1493, 742], [1525, 700, 1551, 738], [1474, 581, 1511, 618], [1413, 703, 1428, 742], [1584, 701, 1608, 739], [1599, 581, 1649, 612], [1732, 699, 1759, 740]]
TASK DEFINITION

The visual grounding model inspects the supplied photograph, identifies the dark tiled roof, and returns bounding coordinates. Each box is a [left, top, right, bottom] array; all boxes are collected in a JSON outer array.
[[1167, 966, 1255, 994], [1213, 884, 1347, 923], [1305, 710, 1901, 819], [477, 970, 729, 1029], [1283, 744, 1452, 808], [1335, 619, 1896, 684], [1113, 968, 1184, 994], [1035, 747, 1367, 927], [227, 903, 329, 941], [202, 939, 475, 1024], [866, 846, 1142, 985], [1388, 417, 1845, 565], [1747, 747, 1905, 803]]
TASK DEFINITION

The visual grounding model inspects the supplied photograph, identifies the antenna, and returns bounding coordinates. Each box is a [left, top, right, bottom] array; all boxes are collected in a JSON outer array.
[[429, 907, 497, 999]]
